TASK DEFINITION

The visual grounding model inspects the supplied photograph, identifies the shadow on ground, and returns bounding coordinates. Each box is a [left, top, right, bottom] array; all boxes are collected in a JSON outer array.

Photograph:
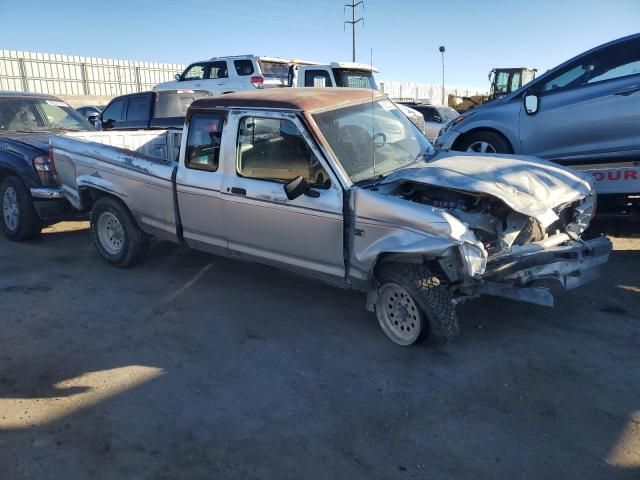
[[0, 228, 638, 479]]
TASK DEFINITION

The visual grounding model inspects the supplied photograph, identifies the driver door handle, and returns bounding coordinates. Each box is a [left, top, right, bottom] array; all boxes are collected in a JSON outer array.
[[230, 187, 246, 196], [614, 85, 640, 96]]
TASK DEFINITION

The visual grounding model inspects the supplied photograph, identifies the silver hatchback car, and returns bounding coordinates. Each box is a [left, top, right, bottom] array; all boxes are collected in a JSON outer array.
[[435, 33, 640, 164]]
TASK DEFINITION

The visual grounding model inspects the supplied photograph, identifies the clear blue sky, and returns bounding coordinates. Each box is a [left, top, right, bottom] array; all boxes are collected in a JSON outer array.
[[1, 0, 638, 88]]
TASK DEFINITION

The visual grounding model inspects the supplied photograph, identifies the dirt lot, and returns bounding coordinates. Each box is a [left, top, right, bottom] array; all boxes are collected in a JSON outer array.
[[0, 221, 639, 480]]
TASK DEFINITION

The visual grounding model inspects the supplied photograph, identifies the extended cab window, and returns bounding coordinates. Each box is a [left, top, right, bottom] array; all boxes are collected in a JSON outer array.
[[182, 64, 207, 81], [209, 61, 228, 79], [237, 117, 330, 188], [126, 95, 150, 122], [185, 113, 224, 172], [304, 70, 333, 87]]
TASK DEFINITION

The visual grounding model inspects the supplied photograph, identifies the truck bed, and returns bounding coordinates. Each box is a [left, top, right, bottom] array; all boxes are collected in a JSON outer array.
[[52, 130, 180, 241]]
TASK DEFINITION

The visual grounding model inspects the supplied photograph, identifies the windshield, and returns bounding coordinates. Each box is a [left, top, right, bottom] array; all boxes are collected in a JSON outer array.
[[439, 107, 459, 121], [0, 97, 92, 133], [313, 99, 433, 184], [258, 61, 289, 80], [331, 69, 377, 89], [155, 91, 209, 118]]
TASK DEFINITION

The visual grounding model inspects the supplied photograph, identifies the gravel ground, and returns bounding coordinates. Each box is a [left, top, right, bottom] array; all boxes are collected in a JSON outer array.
[[0, 221, 638, 480]]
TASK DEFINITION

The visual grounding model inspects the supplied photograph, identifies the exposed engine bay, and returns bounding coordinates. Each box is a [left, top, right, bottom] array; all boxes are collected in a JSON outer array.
[[393, 182, 580, 256]]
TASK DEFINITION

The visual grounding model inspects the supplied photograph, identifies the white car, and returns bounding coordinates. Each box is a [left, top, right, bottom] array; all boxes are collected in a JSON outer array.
[[154, 55, 290, 94]]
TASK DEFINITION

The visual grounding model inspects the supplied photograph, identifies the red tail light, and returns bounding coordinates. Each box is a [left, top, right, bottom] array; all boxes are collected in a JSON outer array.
[[250, 76, 264, 88], [32, 148, 57, 186]]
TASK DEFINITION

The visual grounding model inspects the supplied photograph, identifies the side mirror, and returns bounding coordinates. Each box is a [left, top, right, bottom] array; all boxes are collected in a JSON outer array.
[[524, 94, 539, 115], [175, 73, 181, 81], [284, 176, 318, 200], [432, 115, 443, 123], [87, 113, 99, 123]]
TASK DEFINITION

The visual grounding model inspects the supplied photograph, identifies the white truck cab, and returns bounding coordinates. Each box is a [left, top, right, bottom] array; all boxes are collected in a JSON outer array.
[[288, 61, 379, 89], [288, 62, 425, 133], [154, 55, 290, 95]]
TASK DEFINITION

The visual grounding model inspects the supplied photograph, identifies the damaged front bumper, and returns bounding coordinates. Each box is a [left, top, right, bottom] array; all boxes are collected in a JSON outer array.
[[465, 236, 612, 306]]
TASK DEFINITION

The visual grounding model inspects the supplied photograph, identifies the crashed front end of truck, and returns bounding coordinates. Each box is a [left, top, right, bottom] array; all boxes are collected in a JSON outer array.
[[311, 95, 612, 313], [373, 164, 610, 308]]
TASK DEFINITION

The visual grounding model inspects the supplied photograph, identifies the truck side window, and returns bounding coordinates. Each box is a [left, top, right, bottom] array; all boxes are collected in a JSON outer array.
[[236, 117, 330, 189], [304, 70, 333, 87], [126, 95, 150, 122], [102, 99, 125, 122], [185, 113, 223, 172]]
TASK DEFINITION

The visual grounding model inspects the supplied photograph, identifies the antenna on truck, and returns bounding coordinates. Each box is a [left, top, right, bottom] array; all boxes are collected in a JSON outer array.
[[370, 47, 376, 181]]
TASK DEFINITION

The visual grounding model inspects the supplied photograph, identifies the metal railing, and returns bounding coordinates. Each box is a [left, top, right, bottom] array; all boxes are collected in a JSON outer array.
[[0, 50, 186, 97]]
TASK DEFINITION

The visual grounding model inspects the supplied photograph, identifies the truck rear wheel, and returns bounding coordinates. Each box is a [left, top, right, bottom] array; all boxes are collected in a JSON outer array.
[[0, 176, 42, 241], [375, 263, 459, 346], [90, 196, 148, 267]]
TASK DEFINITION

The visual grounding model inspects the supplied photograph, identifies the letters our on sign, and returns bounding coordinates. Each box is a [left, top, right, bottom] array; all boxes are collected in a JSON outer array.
[[591, 169, 639, 182]]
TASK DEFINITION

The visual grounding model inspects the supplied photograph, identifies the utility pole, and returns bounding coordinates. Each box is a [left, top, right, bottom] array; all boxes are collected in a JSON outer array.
[[344, 1, 364, 62]]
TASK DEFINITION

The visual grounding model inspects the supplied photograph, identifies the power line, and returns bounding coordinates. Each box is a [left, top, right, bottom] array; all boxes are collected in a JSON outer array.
[[344, 1, 364, 62]]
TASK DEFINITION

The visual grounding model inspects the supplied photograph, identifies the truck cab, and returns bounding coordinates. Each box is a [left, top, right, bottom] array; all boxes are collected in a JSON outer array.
[[288, 61, 379, 89]]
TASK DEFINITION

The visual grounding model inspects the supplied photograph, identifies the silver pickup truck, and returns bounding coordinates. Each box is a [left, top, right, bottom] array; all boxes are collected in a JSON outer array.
[[51, 88, 612, 346]]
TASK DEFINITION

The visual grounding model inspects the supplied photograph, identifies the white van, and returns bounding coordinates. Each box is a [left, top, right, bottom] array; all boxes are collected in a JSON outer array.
[[154, 55, 290, 94]]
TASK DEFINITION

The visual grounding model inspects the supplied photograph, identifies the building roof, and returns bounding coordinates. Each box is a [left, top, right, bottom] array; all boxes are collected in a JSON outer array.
[[191, 88, 384, 113]]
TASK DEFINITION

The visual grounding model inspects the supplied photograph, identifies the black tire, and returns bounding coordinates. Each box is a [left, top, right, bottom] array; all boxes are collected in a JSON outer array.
[[0, 176, 42, 241], [375, 263, 459, 346], [457, 130, 513, 154], [90, 196, 148, 267]]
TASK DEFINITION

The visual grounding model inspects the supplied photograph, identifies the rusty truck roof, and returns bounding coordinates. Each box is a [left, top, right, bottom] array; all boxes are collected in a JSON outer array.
[[191, 88, 385, 112]]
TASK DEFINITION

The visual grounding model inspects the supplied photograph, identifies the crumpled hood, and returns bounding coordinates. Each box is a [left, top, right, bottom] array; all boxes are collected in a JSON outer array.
[[385, 151, 594, 227]]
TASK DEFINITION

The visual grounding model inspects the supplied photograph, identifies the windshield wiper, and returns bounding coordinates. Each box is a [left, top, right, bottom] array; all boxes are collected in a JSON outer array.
[[412, 147, 437, 164], [354, 173, 386, 188]]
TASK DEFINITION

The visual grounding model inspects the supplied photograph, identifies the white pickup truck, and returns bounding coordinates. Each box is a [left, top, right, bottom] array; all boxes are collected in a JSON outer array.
[[51, 88, 611, 347], [288, 61, 426, 133]]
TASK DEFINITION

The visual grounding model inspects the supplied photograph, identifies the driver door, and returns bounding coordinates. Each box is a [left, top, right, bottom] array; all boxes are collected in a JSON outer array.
[[221, 111, 345, 281]]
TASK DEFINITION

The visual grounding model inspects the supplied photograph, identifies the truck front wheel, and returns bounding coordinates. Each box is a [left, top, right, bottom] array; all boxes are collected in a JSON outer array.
[[90, 196, 148, 267], [375, 263, 459, 346]]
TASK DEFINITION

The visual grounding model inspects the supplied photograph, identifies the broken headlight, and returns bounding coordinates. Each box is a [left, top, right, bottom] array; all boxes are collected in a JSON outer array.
[[460, 242, 487, 278], [567, 193, 597, 236]]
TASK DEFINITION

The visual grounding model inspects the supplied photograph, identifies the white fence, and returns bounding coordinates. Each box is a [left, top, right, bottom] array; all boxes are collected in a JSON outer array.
[[0, 50, 185, 97], [380, 80, 487, 106]]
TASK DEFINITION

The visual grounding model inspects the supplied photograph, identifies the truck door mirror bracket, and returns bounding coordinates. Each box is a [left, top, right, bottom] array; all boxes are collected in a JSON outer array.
[[284, 176, 317, 200]]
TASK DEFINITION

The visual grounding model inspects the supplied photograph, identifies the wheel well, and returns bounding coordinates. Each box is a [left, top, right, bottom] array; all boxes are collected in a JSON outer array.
[[79, 187, 109, 210], [373, 253, 446, 278], [452, 127, 513, 152], [0, 168, 15, 182]]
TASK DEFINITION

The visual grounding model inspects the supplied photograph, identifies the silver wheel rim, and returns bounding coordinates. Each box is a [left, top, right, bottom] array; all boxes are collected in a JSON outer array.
[[97, 212, 124, 255], [466, 141, 497, 154], [376, 283, 422, 346], [2, 186, 19, 232]]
